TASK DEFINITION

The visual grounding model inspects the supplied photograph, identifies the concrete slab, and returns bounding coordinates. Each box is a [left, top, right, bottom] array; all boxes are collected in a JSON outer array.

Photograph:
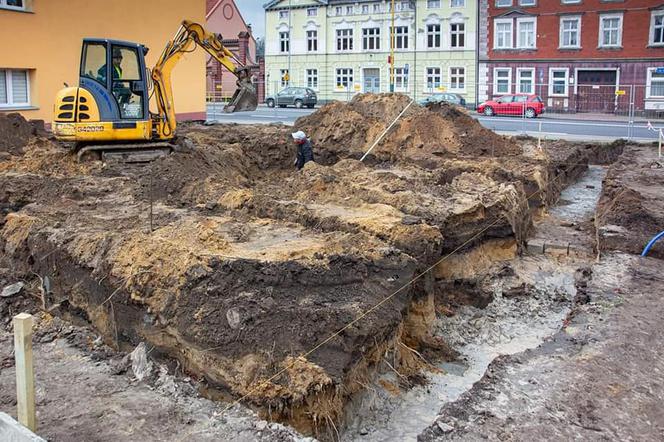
[[0, 412, 45, 442]]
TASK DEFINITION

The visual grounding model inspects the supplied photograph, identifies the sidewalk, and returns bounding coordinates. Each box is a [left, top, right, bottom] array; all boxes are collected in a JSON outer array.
[[494, 111, 664, 125]]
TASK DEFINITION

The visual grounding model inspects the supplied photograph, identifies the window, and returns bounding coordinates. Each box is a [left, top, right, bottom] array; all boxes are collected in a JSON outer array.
[[81, 42, 107, 86], [494, 19, 513, 49], [307, 69, 319, 90], [560, 16, 581, 48], [280, 69, 289, 87], [519, 0, 535, 5], [494, 68, 512, 94], [374, 4, 381, 13], [549, 68, 569, 96], [426, 67, 442, 90], [496, 0, 512, 6], [336, 68, 353, 90], [650, 11, 664, 46], [451, 23, 465, 48], [561, 0, 581, 3], [517, 68, 534, 93], [337, 29, 354, 51], [428, 0, 441, 6], [450, 67, 465, 91], [0, 0, 25, 11], [362, 4, 369, 13], [307, 30, 318, 52], [307, 8, 317, 17], [517, 18, 536, 48], [279, 10, 289, 19], [279, 32, 290, 53], [400, 1, 412, 10], [427, 24, 442, 48], [0, 69, 29, 107], [363, 28, 381, 50], [599, 14, 622, 47], [451, 0, 465, 6], [647, 68, 664, 98], [347, 5, 353, 15], [392, 26, 409, 49], [335, 6, 342, 15], [395, 67, 409, 91]]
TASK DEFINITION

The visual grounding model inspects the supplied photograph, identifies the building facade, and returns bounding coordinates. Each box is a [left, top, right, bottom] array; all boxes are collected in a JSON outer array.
[[206, 0, 261, 101], [479, 0, 664, 115], [0, 0, 207, 123], [264, 0, 479, 105]]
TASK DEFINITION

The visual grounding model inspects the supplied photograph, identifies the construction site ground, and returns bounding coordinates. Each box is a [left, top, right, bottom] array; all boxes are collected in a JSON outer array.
[[1, 94, 663, 441]]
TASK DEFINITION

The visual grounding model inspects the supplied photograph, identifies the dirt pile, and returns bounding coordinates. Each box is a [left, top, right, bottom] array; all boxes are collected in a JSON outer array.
[[0, 105, 598, 437], [595, 144, 664, 258], [294, 94, 520, 164], [0, 113, 39, 156]]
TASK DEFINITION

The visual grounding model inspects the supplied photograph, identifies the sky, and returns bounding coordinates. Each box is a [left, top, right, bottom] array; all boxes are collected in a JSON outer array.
[[236, 0, 267, 40]]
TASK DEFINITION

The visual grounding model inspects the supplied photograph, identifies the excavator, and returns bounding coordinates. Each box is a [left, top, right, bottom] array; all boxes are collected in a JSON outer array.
[[52, 20, 258, 161]]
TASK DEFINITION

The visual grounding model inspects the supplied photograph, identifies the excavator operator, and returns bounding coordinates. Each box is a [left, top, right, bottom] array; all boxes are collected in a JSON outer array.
[[98, 48, 132, 106]]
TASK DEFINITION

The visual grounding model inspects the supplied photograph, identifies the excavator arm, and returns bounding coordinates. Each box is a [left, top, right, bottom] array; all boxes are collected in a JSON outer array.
[[151, 20, 258, 139]]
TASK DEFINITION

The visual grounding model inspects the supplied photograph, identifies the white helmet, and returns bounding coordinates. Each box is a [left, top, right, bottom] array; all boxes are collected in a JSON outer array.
[[291, 130, 306, 141]]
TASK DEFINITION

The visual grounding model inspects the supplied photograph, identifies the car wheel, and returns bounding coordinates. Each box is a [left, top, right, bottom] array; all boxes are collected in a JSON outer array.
[[279, 105, 287, 108], [483, 106, 495, 116], [266, 99, 275, 108], [525, 108, 537, 118], [307, 104, 315, 109], [294, 99, 303, 109]]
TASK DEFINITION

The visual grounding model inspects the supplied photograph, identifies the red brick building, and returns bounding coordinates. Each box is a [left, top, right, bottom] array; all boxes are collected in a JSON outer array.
[[206, 0, 265, 103], [478, 0, 664, 115]]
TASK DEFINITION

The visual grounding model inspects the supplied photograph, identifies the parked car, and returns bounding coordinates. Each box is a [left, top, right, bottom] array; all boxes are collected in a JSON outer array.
[[477, 94, 545, 118], [265, 87, 317, 109], [418, 93, 466, 107]]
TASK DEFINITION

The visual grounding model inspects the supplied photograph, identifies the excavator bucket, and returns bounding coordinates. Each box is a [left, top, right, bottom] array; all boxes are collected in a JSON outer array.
[[224, 79, 258, 113]]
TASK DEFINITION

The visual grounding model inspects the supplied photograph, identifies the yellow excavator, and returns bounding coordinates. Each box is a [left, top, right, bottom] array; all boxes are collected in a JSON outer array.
[[52, 20, 257, 161]]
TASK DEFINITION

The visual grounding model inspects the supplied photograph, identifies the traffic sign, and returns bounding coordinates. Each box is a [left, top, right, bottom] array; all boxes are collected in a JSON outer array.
[[656, 67, 664, 75], [615, 90, 626, 96]]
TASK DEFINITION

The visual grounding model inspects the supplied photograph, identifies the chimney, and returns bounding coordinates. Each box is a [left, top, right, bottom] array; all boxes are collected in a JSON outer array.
[[238, 31, 250, 65]]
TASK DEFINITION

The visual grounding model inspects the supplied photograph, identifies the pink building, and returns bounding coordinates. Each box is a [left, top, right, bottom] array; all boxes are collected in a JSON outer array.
[[206, 0, 260, 101]]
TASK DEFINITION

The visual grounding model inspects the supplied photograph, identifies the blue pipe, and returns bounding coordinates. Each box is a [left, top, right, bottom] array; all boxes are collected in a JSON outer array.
[[641, 230, 664, 257]]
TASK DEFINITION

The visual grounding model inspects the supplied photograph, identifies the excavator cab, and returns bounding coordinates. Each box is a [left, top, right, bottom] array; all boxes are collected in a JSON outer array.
[[53, 39, 153, 143]]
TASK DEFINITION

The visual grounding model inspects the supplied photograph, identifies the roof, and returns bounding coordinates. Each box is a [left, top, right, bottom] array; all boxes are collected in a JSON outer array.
[[264, 0, 328, 10]]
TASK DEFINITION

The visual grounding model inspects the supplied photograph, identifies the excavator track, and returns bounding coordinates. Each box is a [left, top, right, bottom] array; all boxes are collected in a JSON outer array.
[[77, 142, 174, 163]]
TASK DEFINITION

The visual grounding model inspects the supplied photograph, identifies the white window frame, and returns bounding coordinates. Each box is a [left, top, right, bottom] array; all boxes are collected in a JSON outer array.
[[650, 11, 664, 47], [519, 0, 536, 6], [516, 68, 535, 94], [280, 69, 289, 87], [279, 10, 289, 19], [362, 4, 369, 14], [373, 3, 381, 13], [647, 68, 664, 99], [307, 30, 318, 52], [335, 68, 354, 91], [0, 0, 26, 11], [0, 69, 31, 107], [336, 28, 354, 52], [427, 23, 442, 48], [450, 22, 465, 49], [599, 14, 623, 48], [392, 26, 409, 49], [559, 16, 581, 49], [496, 0, 512, 7], [335, 6, 342, 15], [427, 0, 441, 7], [493, 67, 512, 95], [451, 0, 465, 7], [306, 69, 319, 90], [494, 18, 513, 49], [279, 31, 290, 53], [307, 8, 317, 17], [561, 0, 581, 3], [548, 68, 569, 97], [346, 5, 354, 15], [425, 67, 442, 91], [362, 27, 381, 51], [395, 67, 410, 92], [517, 17, 537, 49], [449, 67, 466, 92]]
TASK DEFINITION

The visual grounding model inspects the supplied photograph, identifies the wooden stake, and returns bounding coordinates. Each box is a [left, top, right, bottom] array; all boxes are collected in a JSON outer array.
[[13, 313, 36, 432]]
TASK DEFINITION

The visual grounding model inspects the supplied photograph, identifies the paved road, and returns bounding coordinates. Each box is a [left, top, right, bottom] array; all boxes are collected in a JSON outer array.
[[206, 104, 662, 142]]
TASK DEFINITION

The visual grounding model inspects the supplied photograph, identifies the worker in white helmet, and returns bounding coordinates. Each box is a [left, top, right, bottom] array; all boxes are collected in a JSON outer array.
[[291, 130, 314, 170]]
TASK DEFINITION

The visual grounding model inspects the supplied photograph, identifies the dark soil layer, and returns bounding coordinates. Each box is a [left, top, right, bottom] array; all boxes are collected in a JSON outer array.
[[595, 143, 664, 259], [0, 95, 599, 436]]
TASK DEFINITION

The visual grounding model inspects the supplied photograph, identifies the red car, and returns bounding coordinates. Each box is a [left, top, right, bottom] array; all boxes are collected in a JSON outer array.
[[477, 94, 545, 118]]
